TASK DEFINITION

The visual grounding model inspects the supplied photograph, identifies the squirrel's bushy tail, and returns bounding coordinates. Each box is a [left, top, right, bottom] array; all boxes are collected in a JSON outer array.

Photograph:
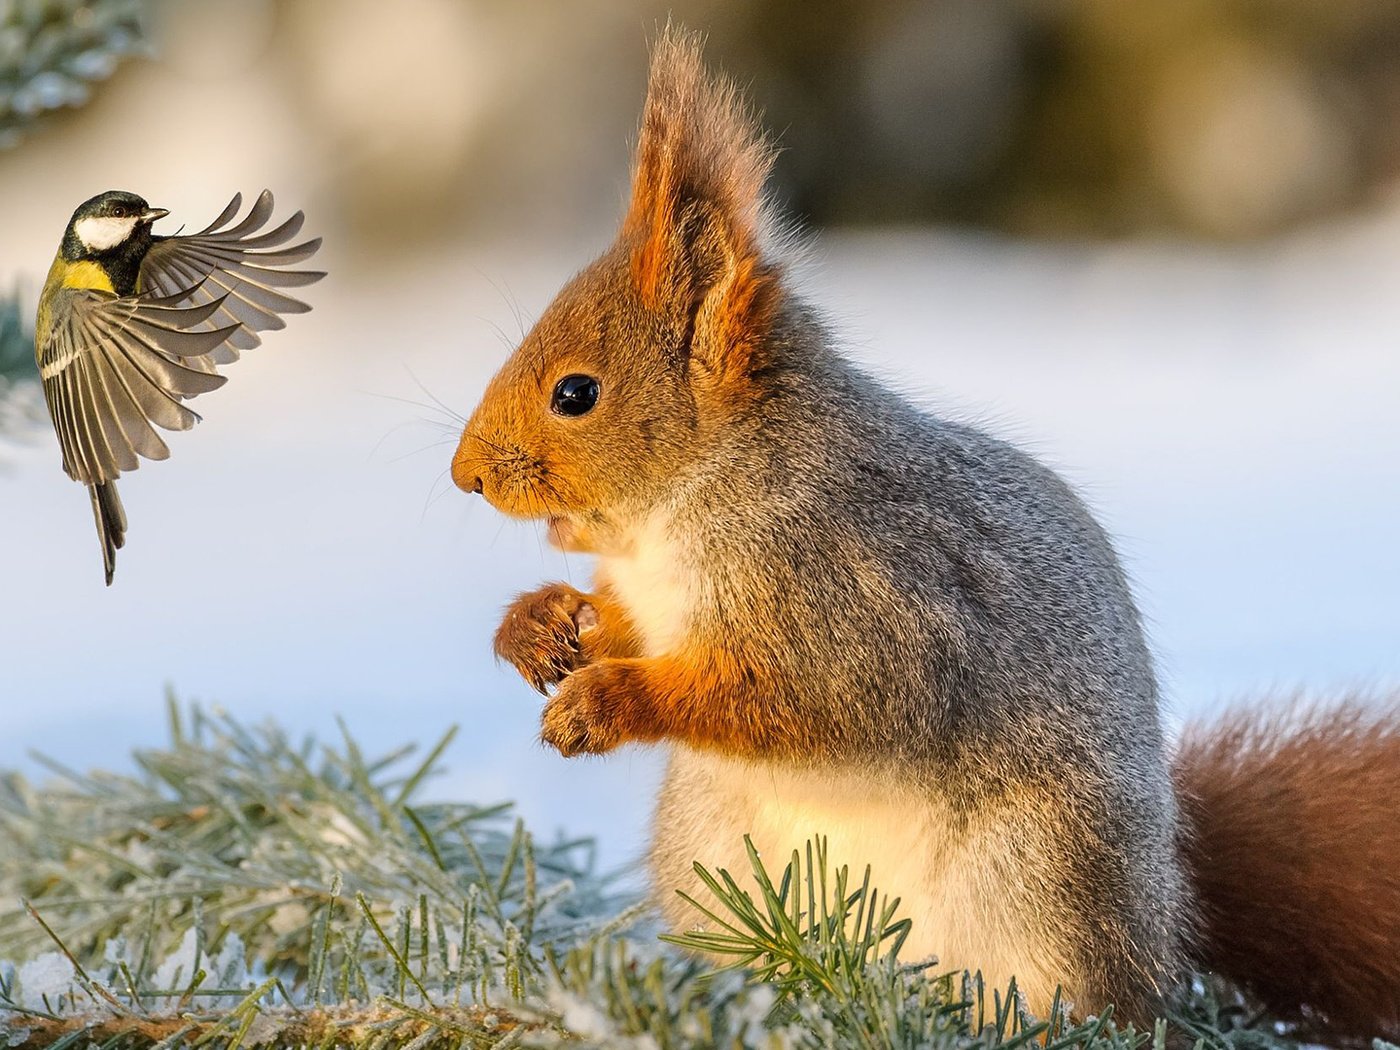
[[1174, 697, 1400, 1041]]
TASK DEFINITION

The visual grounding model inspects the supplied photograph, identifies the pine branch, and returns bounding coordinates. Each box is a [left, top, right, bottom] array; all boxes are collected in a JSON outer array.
[[0, 291, 41, 441], [0, 293, 35, 382], [0, 697, 617, 972], [0, 702, 1323, 1049], [4, 1001, 536, 1050], [0, 0, 150, 148]]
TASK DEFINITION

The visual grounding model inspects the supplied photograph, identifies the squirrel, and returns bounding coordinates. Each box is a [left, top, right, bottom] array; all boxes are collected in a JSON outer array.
[[451, 27, 1400, 1038]]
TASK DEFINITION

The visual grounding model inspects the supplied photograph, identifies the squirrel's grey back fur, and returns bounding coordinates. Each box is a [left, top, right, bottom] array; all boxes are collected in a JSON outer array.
[[648, 301, 1190, 1016]]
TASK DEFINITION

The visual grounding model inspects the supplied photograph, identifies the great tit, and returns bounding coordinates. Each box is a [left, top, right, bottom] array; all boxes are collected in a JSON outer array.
[[36, 189, 324, 584]]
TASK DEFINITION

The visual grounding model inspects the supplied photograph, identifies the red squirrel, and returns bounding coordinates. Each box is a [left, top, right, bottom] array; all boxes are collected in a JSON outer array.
[[452, 28, 1400, 1037]]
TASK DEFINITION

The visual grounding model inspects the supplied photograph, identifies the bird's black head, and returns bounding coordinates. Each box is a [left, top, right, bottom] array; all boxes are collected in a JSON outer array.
[[61, 190, 169, 266]]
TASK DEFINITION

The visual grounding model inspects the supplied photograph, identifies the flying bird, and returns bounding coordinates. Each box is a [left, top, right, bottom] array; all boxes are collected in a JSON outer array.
[[35, 189, 324, 584]]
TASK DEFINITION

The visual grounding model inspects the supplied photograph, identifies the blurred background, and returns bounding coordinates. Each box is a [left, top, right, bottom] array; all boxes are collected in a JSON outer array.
[[1, 0, 1397, 872]]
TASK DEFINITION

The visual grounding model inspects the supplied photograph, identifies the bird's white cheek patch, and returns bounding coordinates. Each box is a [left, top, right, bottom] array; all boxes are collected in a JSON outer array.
[[73, 215, 139, 251]]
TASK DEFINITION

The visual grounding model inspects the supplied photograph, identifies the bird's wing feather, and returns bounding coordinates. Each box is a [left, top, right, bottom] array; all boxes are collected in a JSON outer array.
[[38, 287, 236, 486], [138, 189, 325, 363]]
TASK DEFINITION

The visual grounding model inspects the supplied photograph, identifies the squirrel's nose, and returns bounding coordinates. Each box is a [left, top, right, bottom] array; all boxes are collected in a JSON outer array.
[[450, 452, 484, 495]]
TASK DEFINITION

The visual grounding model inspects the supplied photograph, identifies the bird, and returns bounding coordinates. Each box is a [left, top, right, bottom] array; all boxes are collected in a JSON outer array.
[[35, 189, 324, 584]]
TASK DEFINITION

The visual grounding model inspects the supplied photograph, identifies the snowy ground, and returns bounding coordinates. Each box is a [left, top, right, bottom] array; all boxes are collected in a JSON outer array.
[[1, 218, 1397, 873]]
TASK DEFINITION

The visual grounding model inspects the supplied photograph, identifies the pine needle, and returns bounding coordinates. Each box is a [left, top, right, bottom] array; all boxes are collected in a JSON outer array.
[[0, 702, 1318, 1049]]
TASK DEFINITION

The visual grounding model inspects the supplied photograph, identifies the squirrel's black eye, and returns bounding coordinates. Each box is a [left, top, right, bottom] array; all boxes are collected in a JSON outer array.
[[551, 374, 600, 417]]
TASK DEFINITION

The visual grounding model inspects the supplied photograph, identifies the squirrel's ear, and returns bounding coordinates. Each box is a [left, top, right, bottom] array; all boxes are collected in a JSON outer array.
[[623, 28, 781, 385]]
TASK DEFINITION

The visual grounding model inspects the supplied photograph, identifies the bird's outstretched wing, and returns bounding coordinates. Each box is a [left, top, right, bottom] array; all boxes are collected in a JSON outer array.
[[38, 289, 236, 487], [138, 190, 325, 364]]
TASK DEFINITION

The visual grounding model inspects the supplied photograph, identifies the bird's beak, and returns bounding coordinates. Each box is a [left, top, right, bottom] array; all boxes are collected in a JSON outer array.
[[140, 207, 170, 224]]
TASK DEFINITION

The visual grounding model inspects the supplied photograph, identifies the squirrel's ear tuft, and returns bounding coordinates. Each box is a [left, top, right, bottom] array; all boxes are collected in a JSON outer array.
[[623, 26, 781, 384]]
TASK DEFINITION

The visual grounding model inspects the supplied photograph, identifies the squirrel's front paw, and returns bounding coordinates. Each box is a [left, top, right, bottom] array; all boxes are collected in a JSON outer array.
[[540, 662, 636, 757], [494, 583, 598, 693]]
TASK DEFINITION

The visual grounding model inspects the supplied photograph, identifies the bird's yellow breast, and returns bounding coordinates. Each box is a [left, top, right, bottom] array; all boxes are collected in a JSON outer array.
[[53, 257, 116, 294], [36, 256, 117, 357]]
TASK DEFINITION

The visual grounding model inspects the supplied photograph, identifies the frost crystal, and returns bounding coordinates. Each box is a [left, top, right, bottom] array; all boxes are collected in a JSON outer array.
[[241, 1011, 286, 1047], [145, 929, 251, 1007], [15, 953, 76, 1010], [150, 928, 200, 992]]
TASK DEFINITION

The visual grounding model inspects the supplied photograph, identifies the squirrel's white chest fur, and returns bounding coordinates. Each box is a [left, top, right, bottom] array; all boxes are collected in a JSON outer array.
[[595, 511, 695, 655]]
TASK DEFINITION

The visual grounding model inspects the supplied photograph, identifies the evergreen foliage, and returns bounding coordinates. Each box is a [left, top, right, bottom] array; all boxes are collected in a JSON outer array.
[[0, 290, 41, 439], [0, 0, 148, 148], [0, 701, 1313, 1049]]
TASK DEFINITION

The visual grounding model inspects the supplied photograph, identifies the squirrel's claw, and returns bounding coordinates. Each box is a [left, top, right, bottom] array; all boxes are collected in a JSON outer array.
[[494, 583, 594, 693], [540, 662, 626, 757]]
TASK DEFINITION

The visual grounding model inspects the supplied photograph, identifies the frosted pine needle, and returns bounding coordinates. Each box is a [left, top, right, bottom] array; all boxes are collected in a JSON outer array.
[[0, 700, 1308, 1049]]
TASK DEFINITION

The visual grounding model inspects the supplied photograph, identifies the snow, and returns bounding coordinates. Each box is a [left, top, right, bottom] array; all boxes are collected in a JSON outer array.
[[241, 1012, 287, 1048], [14, 953, 78, 1011], [149, 929, 201, 993], [550, 988, 661, 1049], [147, 929, 249, 1003]]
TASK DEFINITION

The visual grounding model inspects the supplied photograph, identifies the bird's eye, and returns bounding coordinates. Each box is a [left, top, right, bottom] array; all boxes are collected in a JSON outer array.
[[551, 374, 600, 417], [110, 205, 127, 218]]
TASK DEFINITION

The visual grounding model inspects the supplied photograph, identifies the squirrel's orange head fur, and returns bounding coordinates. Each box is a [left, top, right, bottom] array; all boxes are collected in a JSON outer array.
[[452, 28, 782, 552]]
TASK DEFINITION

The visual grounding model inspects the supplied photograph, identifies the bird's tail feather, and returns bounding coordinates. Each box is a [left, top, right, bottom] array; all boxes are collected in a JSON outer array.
[[1174, 696, 1400, 1042], [88, 481, 127, 586]]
